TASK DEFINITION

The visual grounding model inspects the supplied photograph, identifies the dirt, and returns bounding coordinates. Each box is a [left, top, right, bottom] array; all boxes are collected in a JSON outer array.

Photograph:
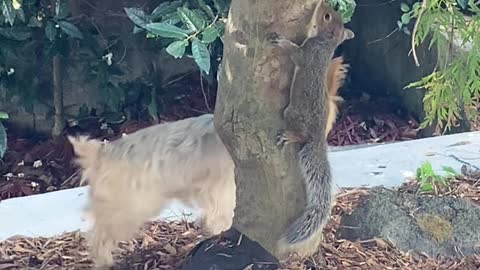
[[1, 179, 479, 270]]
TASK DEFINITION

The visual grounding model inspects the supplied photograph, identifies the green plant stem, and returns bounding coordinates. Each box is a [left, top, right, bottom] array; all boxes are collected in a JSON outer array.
[[411, 0, 428, 67]]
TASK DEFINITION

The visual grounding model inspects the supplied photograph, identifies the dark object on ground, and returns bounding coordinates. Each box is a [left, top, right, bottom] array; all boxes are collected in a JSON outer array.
[[182, 227, 279, 270], [337, 187, 480, 258]]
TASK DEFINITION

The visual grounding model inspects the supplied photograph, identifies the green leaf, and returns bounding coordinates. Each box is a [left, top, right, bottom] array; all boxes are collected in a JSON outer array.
[[214, 20, 225, 35], [165, 40, 188, 58], [150, 0, 182, 20], [421, 182, 433, 192], [133, 25, 144, 34], [0, 26, 31, 41], [197, 0, 215, 18], [400, 3, 410, 12], [58, 20, 84, 39], [412, 2, 421, 11], [45, 20, 57, 41], [55, 0, 68, 19], [0, 111, 9, 119], [177, 7, 206, 31], [124, 7, 149, 28], [15, 7, 25, 22], [401, 13, 410, 25], [201, 26, 218, 43], [192, 37, 210, 74], [2, 0, 16, 26], [442, 166, 458, 176], [145, 22, 190, 38], [161, 12, 181, 25], [0, 121, 6, 158], [456, 0, 467, 9]]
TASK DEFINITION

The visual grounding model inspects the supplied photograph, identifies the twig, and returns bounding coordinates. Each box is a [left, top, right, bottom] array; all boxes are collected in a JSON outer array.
[[448, 154, 480, 171], [411, 0, 428, 66], [367, 28, 398, 45], [199, 72, 212, 112]]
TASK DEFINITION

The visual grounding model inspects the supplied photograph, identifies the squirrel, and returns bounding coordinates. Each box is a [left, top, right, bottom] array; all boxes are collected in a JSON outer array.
[[266, 2, 354, 257]]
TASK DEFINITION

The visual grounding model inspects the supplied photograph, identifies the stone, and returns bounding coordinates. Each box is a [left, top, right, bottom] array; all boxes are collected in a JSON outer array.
[[336, 187, 480, 258], [182, 227, 279, 270]]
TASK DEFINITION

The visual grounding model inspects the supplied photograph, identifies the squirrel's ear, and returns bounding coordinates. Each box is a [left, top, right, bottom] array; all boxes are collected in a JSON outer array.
[[343, 29, 355, 41]]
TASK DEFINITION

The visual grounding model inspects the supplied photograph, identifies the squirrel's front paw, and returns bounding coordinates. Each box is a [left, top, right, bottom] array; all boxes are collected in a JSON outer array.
[[276, 130, 289, 147], [265, 32, 284, 45]]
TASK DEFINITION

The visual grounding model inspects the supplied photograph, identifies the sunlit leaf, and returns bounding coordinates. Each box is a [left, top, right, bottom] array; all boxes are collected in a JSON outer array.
[[192, 37, 211, 74], [201, 26, 218, 43], [124, 7, 149, 28], [145, 22, 190, 38], [177, 7, 206, 31], [166, 40, 188, 58]]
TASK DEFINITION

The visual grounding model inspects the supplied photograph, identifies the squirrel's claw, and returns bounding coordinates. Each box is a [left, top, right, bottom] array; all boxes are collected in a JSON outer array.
[[266, 32, 284, 45], [276, 130, 289, 147]]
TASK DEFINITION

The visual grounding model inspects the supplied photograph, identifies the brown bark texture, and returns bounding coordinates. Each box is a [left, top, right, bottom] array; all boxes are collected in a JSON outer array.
[[213, 0, 322, 255]]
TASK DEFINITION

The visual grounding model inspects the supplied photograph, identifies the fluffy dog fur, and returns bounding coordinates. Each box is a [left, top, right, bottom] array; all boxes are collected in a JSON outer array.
[[69, 115, 235, 268], [69, 57, 348, 268]]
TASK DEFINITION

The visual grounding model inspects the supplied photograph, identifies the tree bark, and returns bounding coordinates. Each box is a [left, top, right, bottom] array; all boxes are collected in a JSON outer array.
[[52, 55, 64, 137], [214, 0, 322, 256]]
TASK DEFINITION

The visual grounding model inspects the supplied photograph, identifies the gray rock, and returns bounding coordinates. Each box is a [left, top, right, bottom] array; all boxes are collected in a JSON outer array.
[[336, 187, 480, 258]]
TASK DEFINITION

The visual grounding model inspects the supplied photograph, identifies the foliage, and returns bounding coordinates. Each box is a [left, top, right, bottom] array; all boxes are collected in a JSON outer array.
[[0, 111, 8, 158], [0, 0, 84, 114], [125, 0, 230, 75], [326, 0, 356, 23], [399, 0, 480, 134], [416, 161, 458, 192]]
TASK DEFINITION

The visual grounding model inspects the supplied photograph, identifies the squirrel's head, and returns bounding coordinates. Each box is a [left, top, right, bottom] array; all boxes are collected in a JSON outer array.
[[307, 2, 354, 44]]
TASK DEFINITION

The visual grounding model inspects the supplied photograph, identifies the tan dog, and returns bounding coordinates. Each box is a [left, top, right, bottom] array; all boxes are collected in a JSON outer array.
[[69, 57, 348, 268]]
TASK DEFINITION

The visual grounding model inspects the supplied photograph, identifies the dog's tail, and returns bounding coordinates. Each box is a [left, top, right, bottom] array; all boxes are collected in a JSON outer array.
[[68, 135, 102, 170]]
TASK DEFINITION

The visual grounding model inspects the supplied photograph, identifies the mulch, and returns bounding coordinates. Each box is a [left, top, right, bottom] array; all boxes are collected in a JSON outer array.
[[1, 171, 479, 270]]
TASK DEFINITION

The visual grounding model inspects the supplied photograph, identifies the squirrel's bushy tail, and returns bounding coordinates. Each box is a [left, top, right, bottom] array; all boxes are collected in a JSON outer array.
[[277, 142, 333, 256]]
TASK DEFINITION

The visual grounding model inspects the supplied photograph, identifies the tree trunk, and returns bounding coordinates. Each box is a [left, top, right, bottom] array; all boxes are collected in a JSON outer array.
[[52, 55, 64, 137], [214, 0, 321, 256]]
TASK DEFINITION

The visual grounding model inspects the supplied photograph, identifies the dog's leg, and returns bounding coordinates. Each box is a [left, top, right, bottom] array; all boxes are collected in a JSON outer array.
[[197, 169, 236, 236]]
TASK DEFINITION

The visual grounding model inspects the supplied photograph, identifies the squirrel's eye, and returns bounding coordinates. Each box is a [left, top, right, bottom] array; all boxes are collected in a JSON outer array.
[[324, 13, 331, 21]]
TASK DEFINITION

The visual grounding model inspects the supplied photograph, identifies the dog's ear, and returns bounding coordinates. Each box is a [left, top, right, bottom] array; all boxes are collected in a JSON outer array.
[[68, 135, 102, 168]]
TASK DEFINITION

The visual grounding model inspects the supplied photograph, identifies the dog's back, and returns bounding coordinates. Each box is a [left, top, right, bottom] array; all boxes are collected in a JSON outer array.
[[69, 114, 236, 268]]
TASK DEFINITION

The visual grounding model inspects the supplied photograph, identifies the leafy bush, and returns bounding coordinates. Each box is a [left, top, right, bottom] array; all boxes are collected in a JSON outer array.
[[399, 0, 480, 134], [125, 0, 230, 75], [326, 0, 356, 23], [0, 0, 84, 113]]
